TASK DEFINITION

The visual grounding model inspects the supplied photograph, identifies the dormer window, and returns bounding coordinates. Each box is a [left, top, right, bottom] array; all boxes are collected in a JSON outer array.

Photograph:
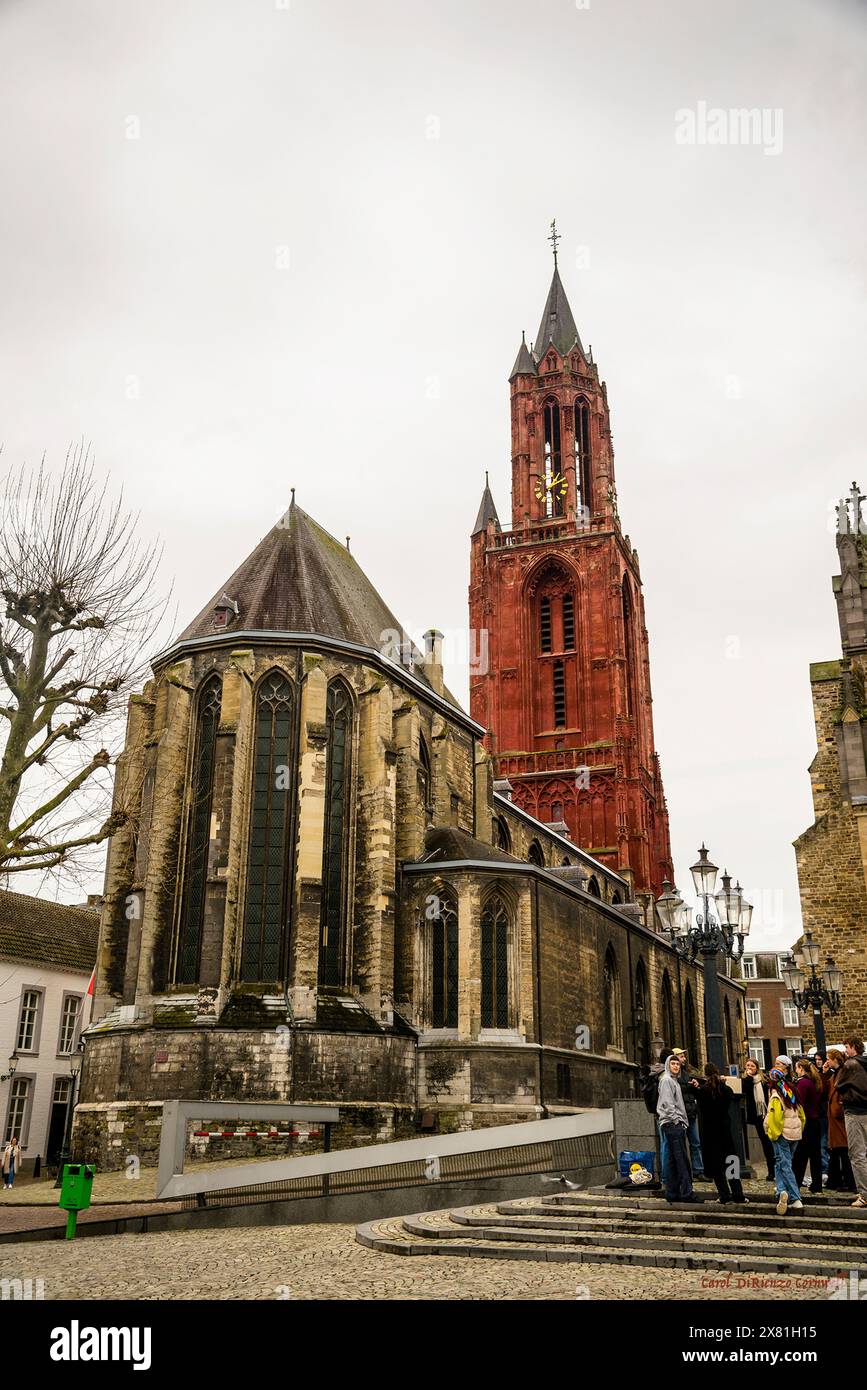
[[213, 593, 239, 631]]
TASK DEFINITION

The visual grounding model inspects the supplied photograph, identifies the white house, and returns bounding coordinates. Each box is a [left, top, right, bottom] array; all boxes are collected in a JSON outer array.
[[0, 890, 98, 1174]]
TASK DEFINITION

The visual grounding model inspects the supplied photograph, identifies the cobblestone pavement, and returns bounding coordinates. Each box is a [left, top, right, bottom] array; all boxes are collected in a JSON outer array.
[[0, 1220, 836, 1301]]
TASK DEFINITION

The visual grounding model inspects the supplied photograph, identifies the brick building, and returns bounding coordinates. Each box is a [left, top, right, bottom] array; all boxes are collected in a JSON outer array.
[[793, 483, 867, 1042], [469, 257, 673, 908], [76, 495, 742, 1167], [732, 951, 805, 1069]]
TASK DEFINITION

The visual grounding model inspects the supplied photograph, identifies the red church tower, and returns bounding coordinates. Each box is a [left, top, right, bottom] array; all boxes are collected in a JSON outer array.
[[469, 237, 673, 900]]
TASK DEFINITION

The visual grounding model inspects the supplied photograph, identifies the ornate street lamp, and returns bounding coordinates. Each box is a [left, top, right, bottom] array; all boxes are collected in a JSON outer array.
[[656, 845, 752, 1072], [0, 1053, 18, 1082], [781, 930, 842, 1054]]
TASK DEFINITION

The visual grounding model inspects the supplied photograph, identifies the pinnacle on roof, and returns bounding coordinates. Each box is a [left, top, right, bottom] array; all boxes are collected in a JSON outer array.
[[532, 267, 584, 360], [509, 330, 537, 380], [472, 473, 501, 535]]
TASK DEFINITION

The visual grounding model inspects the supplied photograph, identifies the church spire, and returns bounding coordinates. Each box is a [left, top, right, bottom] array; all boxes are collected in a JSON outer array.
[[472, 472, 501, 535], [533, 265, 584, 359]]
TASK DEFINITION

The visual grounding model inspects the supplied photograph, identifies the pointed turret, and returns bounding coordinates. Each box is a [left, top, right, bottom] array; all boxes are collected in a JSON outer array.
[[509, 331, 537, 381], [532, 267, 584, 359], [472, 473, 501, 536]]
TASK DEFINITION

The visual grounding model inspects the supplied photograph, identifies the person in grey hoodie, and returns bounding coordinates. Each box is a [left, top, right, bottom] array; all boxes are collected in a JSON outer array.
[[657, 1055, 700, 1203]]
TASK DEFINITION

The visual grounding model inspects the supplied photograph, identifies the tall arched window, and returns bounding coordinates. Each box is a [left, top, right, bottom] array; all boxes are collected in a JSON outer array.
[[177, 674, 222, 984], [481, 894, 510, 1028], [418, 735, 432, 821], [494, 815, 511, 853], [528, 839, 545, 867], [574, 398, 591, 515], [604, 946, 623, 1051], [319, 681, 353, 987], [430, 890, 458, 1028], [622, 575, 636, 718], [542, 398, 564, 517], [661, 970, 675, 1049], [241, 671, 294, 981], [539, 595, 552, 653], [684, 982, 698, 1061], [634, 959, 651, 1066], [562, 593, 575, 650], [586, 874, 601, 898]]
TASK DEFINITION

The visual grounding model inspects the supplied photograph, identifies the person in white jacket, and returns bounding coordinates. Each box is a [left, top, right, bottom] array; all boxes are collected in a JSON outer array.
[[656, 1056, 701, 1204]]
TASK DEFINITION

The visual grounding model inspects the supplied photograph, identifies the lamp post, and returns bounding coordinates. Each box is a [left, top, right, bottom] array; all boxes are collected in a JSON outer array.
[[53, 1048, 84, 1189], [0, 1053, 18, 1083], [781, 932, 842, 1054], [656, 844, 753, 1072]]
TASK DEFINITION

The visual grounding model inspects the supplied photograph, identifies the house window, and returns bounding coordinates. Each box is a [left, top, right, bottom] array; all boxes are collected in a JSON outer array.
[[746, 999, 762, 1028], [16, 991, 40, 1052], [480, 896, 510, 1028], [58, 996, 81, 1055], [430, 893, 458, 1029], [748, 1040, 766, 1066], [177, 674, 222, 984], [540, 596, 552, 653], [319, 682, 353, 988], [4, 1077, 30, 1142], [782, 1001, 800, 1029], [741, 956, 757, 981], [242, 672, 295, 981], [562, 594, 575, 651], [553, 659, 566, 727]]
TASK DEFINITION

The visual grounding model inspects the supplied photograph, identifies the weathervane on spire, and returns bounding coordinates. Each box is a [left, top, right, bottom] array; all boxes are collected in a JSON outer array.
[[548, 219, 561, 269]]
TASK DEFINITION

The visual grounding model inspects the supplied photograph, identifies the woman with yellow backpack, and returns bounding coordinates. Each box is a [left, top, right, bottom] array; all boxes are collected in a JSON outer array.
[[764, 1061, 807, 1216]]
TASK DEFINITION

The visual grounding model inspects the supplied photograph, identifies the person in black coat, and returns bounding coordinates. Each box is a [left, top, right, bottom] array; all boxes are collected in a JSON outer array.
[[697, 1063, 748, 1203], [742, 1057, 776, 1181]]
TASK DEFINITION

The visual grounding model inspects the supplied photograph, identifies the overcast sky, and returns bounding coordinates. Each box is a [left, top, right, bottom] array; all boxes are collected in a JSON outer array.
[[1, 0, 865, 944]]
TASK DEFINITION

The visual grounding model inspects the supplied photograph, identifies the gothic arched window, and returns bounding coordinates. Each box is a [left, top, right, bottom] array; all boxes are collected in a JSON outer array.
[[176, 674, 222, 984], [430, 890, 458, 1028], [684, 982, 699, 1061], [528, 839, 545, 867], [481, 894, 510, 1028], [494, 815, 511, 853], [241, 671, 294, 981], [542, 398, 564, 517], [634, 959, 651, 1066], [319, 681, 353, 987], [418, 735, 432, 821], [661, 969, 675, 1049], [603, 946, 623, 1051], [622, 574, 636, 718], [586, 874, 601, 898], [574, 398, 591, 516]]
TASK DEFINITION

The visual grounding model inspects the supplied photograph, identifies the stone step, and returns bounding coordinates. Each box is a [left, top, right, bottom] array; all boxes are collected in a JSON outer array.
[[356, 1213, 866, 1276], [512, 1198, 867, 1234], [448, 1209, 867, 1249], [399, 1213, 867, 1266]]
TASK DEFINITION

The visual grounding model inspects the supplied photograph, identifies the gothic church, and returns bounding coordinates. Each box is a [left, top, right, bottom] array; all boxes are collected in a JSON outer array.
[[76, 258, 743, 1167]]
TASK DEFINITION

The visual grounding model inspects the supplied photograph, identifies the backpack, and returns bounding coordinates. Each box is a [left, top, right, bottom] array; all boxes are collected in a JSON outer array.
[[641, 1070, 661, 1114]]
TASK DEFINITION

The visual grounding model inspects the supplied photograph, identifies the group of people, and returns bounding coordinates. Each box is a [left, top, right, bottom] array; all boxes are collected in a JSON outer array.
[[741, 1037, 867, 1215], [648, 1034, 867, 1216]]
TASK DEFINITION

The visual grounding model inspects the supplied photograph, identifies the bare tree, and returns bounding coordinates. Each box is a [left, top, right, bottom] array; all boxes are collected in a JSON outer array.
[[0, 444, 168, 880]]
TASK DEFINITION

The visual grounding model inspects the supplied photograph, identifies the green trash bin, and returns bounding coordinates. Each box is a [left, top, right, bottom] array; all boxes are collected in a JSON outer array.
[[58, 1163, 95, 1238]]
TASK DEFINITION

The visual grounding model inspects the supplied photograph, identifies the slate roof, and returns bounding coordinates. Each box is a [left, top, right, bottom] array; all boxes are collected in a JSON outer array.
[[533, 268, 585, 359], [173, 500, 459, 706], [418, 825, 523, 865], [0, 890, 98, 974]]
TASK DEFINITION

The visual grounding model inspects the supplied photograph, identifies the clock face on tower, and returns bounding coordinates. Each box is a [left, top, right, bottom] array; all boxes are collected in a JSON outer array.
[[535, 472, 568, 502]]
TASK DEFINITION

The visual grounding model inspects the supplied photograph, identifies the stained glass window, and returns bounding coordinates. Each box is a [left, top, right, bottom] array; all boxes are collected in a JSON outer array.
[[430, 892, 458, 1028], [481, 895, 510, 1028], [319, 682, 352, 987], [242, 672, 294, 981], [177, 675, 222, 984]]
